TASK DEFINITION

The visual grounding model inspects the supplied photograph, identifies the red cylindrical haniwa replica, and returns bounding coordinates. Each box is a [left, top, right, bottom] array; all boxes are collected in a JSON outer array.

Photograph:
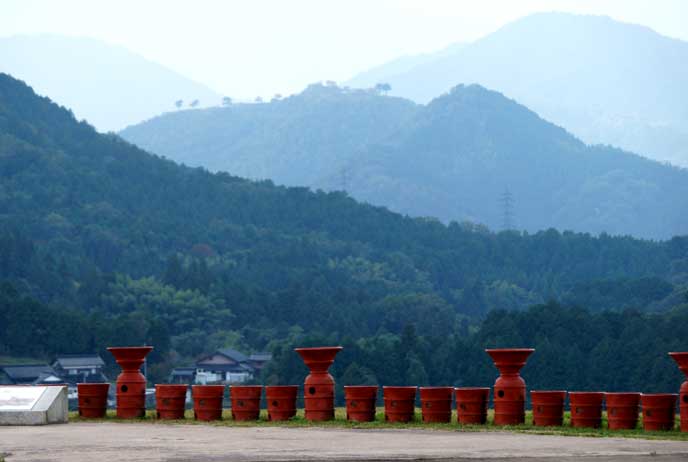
[[383, 386, 417, 423], [192, 385, 225, 421], [569, 392, 605, 428], [605, 392, 640, 430], [265, 385, 298, 421], [455, 387, 490, 424], [485, 348, 535, 425], [230, 385, 262, 421], [294, 346, 343, 421], [155, 384, 187, 420], [77, 383, 110, 418], [419, 387, 453, 423], [641, 393, 677, 432], [344, 386, 378, 422], [530, 390, 566, 427], [669, 352, 688, 432], [107, 346, 153, 418]]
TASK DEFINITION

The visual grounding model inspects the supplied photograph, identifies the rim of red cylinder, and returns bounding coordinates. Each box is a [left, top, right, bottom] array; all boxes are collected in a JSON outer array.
[[485, 348, 536, 353], [293, 346, 343, 352]]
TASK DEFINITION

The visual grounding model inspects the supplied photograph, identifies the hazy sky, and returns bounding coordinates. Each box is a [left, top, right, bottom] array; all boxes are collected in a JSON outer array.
[[2, 0, 687, 99]]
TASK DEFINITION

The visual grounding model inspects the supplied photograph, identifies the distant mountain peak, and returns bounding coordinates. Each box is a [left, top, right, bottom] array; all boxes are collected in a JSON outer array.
[[0, 34, 222, 132], [344, 12, 688, 167]]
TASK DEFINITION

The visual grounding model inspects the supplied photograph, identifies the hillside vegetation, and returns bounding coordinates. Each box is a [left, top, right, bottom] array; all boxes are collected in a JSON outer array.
[[1, 73, 687, 390], [121, 83, 688, 239]]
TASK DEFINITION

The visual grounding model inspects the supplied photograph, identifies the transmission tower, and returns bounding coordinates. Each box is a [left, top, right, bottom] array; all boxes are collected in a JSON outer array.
[[339, 166, 349, 193], [500, 188, 515, 231]]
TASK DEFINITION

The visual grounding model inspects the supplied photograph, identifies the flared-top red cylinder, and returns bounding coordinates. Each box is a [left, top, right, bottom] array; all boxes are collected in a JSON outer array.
[[230, 385, 262, 421], [344, 386, 378, 422], [569, 392, 605, 428], [155, 384, 187, 420], [107, 346, 153, 418], [486, 348, 534, 425], [455, 387, 490, 424], [294, 346, 342, 421], [641, 393, 677, 432], [669, 352, 688, 432], [605, 392, 640, 430], [530, 391, 566, 427], [77, 383, 110, 418], [265, 385, 298, 421], [192, 385, 225, 421], [383, 386, 417, 423], [419, 387, 453, 423]]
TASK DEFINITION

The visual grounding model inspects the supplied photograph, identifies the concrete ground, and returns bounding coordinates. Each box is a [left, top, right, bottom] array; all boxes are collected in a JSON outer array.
[[1, 423, 688, 462]]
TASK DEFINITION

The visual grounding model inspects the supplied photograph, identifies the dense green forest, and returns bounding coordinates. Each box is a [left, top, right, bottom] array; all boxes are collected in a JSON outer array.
[[120, 83, 688, 239], [1, 73, 688, 391]]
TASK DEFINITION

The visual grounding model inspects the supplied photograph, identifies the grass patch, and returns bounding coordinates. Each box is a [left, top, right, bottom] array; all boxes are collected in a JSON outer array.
[[69, 408, 688, 441]]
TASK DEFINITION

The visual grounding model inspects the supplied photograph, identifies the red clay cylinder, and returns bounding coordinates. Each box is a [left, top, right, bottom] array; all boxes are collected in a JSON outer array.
[[420, 387, 453, 423], [77, 383, 109, 418], [192, 385, 225, 421], [569, 392, 605, 428], [344, 386, 378, 422], [530, 391, 566, 427], [265, 385, 298, 421], [384, 386, 417, 423], [294, 346, 342, 421], [605, 392, 640, 430], [155, 384, 187, 420], [455, 387, 490, 424], [641, 393, 677, 431], [669, 352, 688, 432], [486, 348, 534, 425], [230, 385, 262, 421], [107, 346, 153, 418]]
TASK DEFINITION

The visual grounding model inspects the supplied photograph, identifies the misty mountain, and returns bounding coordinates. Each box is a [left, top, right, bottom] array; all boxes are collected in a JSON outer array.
[[346, 13, 688, 167], [121, 83, 417, 185], [120, 82, 688, 240], [0, 35, 222, 131]]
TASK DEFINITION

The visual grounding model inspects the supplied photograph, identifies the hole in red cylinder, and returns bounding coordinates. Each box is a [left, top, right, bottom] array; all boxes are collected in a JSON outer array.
[[351, 400, 357, 407], [684, 395, 688, 404], [497, 390, 504, 398], [646, 410, 652, 417], [121, 384, 128, 393], [272, 400, 279, 407], [238, 400, 245, 407], [308, 387, 316, 395]]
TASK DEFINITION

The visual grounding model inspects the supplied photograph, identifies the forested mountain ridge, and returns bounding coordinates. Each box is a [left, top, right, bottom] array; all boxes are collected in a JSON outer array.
[[121, 83, 417, 185], [347, 13, 688, 167], [121, 82, 688, 239], [1, 73, 688, 390], [336, 84, 688, 238]]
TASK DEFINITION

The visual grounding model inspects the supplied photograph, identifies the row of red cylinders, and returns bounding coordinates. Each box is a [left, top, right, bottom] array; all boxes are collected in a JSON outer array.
[[78, 383, 489, 423], [102, 346, 688, 431], [78, 384, 298, 421], [532, 391, 679, 431], [76, 383, 681, 430]]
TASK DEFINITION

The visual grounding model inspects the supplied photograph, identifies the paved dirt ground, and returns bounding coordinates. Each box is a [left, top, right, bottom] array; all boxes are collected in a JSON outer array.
[[1, 423, 688, 461]]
